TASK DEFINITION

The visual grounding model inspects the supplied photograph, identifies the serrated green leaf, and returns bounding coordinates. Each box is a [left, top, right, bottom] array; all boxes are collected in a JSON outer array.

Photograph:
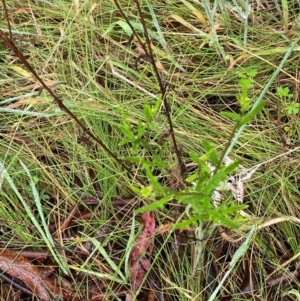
[[247, 68, 257, 77], [286, 102, 300, 115]]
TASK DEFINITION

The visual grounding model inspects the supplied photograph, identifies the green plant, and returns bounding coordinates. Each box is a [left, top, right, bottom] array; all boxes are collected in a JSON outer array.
[[286, 102, 300, 115], [277, 86, 299, 115], [220, 69, 263, 123], [117, 69, 265, 230], [23, 175, 50, 202]]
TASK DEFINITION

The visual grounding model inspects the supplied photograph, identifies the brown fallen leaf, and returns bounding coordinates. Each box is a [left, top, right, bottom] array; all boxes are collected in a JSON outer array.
[[129, 212, 156, 293], [0, 248, 59, 301]]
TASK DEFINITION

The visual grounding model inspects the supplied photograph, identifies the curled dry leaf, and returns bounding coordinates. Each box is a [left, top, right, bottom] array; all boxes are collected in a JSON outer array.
[[129, 212, 156, 293], [0, 248, 58, 301]]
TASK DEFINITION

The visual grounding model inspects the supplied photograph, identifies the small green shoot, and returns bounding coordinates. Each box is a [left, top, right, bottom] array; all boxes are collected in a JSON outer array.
[[237, 68, 257, 113], [277, 86, 299, 116], [286, 102, 300, 115], [277, 86, 293, 99], [220, 69, 264, 125]]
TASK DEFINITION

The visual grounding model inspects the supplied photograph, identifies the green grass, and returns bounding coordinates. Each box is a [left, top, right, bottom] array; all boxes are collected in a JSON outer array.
[[1, 0, 300, 300]]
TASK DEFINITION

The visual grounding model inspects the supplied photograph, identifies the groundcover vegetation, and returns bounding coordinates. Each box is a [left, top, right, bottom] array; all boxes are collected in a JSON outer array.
[[1, 0, 300, 300]]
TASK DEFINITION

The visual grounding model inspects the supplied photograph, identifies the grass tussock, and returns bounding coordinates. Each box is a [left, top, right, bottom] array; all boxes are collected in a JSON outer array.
[[1, 0, 300, 300]]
